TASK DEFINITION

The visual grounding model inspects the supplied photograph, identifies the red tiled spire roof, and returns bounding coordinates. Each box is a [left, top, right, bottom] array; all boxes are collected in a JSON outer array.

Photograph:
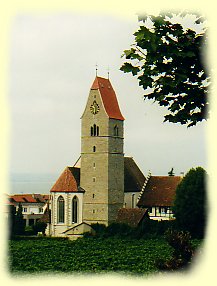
[[91, 76, 125, 121]]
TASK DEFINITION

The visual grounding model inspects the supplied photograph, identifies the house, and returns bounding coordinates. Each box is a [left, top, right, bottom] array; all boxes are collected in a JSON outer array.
[[137, 176, 182, 220], [8, 194, 50, 226]]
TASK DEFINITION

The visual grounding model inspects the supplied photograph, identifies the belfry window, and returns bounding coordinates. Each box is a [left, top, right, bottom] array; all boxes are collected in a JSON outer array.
[[114, 125, 119, 136], [57, 196, 65, 223], [91, 124, 99, 136], [72, 196, 78, 223]]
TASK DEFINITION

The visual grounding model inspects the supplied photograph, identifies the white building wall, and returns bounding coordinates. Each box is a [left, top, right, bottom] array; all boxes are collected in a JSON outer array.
[[51, 192, 83, 236]]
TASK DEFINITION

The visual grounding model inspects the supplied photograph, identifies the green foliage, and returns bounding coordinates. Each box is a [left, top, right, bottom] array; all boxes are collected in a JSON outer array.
[[90, 221, 176, 239], [91, 223, 107, 235], [120, 13, 210, 127], [32, 222, 47, 235], [173, 167, 207, 237], [14, 203, 25, 235], [8, 237, 172, 274], [24, 226, 35, 236], [8, 236, 202, 275], [156, 229, 194, 271], [8, 205, 16, 238]]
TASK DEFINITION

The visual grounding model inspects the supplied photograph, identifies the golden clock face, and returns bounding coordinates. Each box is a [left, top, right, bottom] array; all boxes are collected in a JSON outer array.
[[90, 101, 100, 114]]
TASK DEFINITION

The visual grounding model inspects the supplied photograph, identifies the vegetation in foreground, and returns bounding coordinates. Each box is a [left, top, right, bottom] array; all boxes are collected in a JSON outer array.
[[8, 234, 201, 275]]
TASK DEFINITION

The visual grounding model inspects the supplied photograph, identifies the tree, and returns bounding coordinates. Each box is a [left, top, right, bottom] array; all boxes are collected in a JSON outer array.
[[32, 221, 47, 235], [120, 13, 210, 127], [8, 205, 16, 238], [14, 203, 25, 235], [173, 167, 207, 237]]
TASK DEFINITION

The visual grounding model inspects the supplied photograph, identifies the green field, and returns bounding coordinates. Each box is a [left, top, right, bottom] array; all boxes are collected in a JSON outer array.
[[8, 236, 201, 276]]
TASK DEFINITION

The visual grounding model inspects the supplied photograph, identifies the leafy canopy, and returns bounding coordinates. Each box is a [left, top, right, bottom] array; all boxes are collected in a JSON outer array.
[[173, 167, 207, 237], [120, 13, 210, 127]]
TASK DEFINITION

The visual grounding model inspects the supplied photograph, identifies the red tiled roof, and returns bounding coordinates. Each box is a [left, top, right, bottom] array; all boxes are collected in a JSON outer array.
[[91, 77, 124, 121], [10, 194, 36, 203], [137, 176, 182, 207], [9, 194, 50, 203], [116, 208, 149, 228], [50, 167, 83, 193]]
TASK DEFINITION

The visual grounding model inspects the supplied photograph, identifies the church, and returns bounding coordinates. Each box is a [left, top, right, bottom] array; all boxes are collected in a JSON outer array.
[[48, 76, 181, 238]]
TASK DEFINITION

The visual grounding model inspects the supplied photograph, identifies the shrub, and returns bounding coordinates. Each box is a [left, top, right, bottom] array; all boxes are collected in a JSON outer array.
[[156, 229, 194, 271], [32, 222, 47, 235], [105, 222, 133, 237], [24, 226, 35, 236]]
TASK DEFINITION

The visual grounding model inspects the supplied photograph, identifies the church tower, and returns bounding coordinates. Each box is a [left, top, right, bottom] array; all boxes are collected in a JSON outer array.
[[80, 76, 125, 225]]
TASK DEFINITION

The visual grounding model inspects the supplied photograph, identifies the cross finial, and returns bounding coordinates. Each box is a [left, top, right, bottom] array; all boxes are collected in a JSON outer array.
[[95, 63, 98, 76], [107, 66, 110, 79]]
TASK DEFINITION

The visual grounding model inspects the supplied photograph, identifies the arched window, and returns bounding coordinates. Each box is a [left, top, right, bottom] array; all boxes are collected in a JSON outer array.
[[72, 196, 78, 223], [90, 124, 99, 136], [114, 125, 119, 136], [132, 194, 135, 208], [93, 146, 96, 152], [57, 196, 64, 223]]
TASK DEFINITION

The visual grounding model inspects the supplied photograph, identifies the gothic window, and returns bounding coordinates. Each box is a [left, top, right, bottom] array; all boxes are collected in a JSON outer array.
[[132, 194, 135, 208], [57, 196, 64, 223], [91, 124, 99, 136], [114, 125, 119, 136], [93, 146, 96, 152], [72, 196, 78, 223]]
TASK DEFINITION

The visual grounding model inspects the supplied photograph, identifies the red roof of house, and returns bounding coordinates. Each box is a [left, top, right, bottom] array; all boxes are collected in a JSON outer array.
[[137, 176, 182, 207], [9, 194, 50, 203], [116, 208, 149, 228], [50, 167, 83, 193], [91, 77, 124, 121]]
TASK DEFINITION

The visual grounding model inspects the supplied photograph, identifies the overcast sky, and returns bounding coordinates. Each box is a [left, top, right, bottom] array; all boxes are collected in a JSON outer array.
[[9, 12, 207, 178]]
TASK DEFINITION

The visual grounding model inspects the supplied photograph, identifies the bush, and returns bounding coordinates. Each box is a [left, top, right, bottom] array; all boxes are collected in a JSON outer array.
[[91, 223, 107, 235], [32, 222, 47, 235], [106, 222, 133, 237], [156, 229, 194, 271], [135, 219, 176, 238], [24, 226, 35, 236]]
